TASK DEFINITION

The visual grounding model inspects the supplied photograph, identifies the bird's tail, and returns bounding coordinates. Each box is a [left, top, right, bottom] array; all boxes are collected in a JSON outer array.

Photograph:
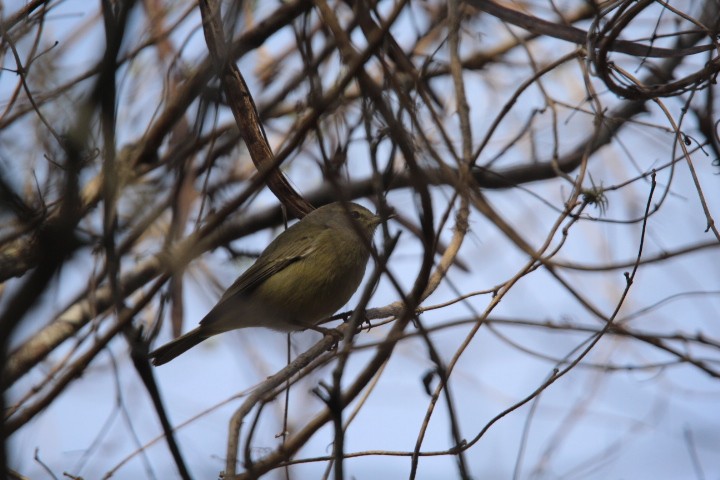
[[148, 327, 208, 366]]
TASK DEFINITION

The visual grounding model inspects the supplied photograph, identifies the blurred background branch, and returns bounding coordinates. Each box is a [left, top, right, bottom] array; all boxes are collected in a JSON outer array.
[[1, 0, 719, 478]]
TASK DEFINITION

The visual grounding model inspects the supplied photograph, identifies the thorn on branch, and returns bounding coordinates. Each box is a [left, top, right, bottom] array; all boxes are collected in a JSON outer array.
[[421, 368, 437, 395], [312, 382, 331, 404]]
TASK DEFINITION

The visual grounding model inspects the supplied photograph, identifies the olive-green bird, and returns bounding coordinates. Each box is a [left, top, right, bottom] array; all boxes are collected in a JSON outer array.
[[149, 201, 383, 366]]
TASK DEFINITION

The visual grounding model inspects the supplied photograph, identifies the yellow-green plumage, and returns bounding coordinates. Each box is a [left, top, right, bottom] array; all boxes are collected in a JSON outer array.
[[149, 202, 382, 366]]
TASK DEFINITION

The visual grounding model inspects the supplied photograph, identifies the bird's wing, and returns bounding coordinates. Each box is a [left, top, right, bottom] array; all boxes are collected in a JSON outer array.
[[210, 230, 320, 306], [197, 222, 327, 328]]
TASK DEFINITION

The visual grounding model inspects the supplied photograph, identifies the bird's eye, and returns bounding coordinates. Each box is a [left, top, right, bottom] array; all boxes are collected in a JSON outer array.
[[350, 211, 361, 219]]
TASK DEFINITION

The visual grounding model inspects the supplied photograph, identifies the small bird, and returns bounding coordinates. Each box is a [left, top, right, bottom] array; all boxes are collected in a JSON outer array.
[[149, 201, 384, 366]]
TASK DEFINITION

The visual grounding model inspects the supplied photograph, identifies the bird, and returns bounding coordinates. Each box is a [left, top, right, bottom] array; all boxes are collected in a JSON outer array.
[[148, 201, 383, 366]]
